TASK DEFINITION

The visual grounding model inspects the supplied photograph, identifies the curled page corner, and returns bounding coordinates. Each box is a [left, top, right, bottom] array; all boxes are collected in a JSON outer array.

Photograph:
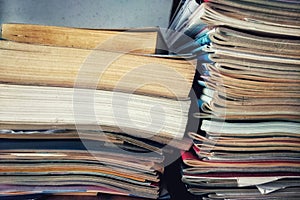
[[256, 185, 283, 195], [237, 176, 280, 187]]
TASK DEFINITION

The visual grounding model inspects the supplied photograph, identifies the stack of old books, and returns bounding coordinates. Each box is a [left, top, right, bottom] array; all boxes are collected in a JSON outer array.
[[168, 0, 300, 199], [0, 24, 196, 199]]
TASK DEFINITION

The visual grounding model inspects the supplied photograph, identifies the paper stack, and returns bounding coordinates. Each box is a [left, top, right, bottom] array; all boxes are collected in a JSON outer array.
[[168, 0, 300, 199], [0, 24, 196, 199]]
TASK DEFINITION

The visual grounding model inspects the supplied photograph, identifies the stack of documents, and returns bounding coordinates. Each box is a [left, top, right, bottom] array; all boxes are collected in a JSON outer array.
[[0, 24, 196, 199], [168, 0, 300, 199]]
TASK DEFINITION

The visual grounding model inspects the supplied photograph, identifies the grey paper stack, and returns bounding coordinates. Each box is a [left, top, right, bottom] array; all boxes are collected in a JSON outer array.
[[167, 0, 300, 199]]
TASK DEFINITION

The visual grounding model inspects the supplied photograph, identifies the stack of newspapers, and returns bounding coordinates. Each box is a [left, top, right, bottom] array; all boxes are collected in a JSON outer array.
[[0, 24, 196, 199], [168, 0, 300, 199]]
